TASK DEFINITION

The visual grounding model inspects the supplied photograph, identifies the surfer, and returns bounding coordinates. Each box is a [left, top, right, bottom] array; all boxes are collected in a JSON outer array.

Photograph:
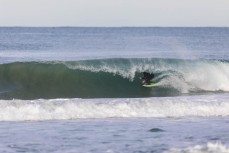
[[139, 72, 155, 85]]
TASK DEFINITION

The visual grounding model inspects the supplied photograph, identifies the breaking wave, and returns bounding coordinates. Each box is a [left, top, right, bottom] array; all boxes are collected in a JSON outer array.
[[0, 94, 229, 121], [165, 142, 229, 153], [0, 58, 229, 99]]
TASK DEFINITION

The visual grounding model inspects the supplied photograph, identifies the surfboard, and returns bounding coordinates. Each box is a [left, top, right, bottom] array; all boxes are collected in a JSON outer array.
[[142, 82, 157, 87]]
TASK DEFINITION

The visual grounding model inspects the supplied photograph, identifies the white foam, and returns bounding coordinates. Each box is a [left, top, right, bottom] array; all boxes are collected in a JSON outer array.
[[0, 94, 229, 121], [156, 60, 229, 92], [165, 142, 229, 153], [182, 60, 229, 91]]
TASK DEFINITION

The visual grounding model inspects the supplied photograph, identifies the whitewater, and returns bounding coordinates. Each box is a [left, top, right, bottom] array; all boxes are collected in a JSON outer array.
[[0, 94, 229, 121], [0, 27, 229, 153]]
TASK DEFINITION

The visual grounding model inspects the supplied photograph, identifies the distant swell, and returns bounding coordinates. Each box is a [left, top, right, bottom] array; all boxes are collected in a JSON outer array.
[[0, 58, 229, 99]]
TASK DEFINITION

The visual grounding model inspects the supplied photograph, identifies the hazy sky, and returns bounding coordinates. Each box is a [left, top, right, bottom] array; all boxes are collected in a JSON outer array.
[[0, 0, 229, 27]]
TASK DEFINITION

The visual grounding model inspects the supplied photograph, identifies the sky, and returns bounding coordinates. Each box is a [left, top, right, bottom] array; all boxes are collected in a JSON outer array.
[[0, 0, 229, 27]]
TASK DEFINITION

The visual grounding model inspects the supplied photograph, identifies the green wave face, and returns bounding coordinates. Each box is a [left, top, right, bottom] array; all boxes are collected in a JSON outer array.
[[0, 58, 228, 99]]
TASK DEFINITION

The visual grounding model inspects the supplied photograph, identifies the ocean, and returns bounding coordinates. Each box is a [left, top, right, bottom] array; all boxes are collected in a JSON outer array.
[[0, 27, 229, 153]]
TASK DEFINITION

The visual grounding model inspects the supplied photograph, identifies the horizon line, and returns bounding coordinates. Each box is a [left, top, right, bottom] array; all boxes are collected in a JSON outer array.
[[0, 26, 229, 28]]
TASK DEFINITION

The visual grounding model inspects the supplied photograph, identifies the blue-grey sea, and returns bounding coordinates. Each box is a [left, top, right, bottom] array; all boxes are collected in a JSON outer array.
[[0, 27, 229, 153]]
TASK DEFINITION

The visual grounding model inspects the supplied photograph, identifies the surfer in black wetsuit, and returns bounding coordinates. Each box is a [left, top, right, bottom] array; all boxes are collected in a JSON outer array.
[[139, 72, 155, 85]]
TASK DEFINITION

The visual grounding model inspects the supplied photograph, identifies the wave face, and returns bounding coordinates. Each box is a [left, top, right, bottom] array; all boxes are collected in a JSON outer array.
[[0, 58, 229, 99], [0, 94, 229, 121]]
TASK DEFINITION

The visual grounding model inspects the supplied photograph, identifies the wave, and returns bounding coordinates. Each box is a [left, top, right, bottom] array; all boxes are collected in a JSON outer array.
[[165, 142, 229, 153], [0, 58, 229, 99], [0, 94, 229, 121]]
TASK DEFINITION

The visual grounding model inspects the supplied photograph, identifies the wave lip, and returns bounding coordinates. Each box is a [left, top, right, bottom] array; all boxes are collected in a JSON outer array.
[[0, 95, 229, 121]]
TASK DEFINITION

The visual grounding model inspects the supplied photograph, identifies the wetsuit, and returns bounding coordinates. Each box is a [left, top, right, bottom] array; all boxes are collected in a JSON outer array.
[[141, 72, 155, 84]]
